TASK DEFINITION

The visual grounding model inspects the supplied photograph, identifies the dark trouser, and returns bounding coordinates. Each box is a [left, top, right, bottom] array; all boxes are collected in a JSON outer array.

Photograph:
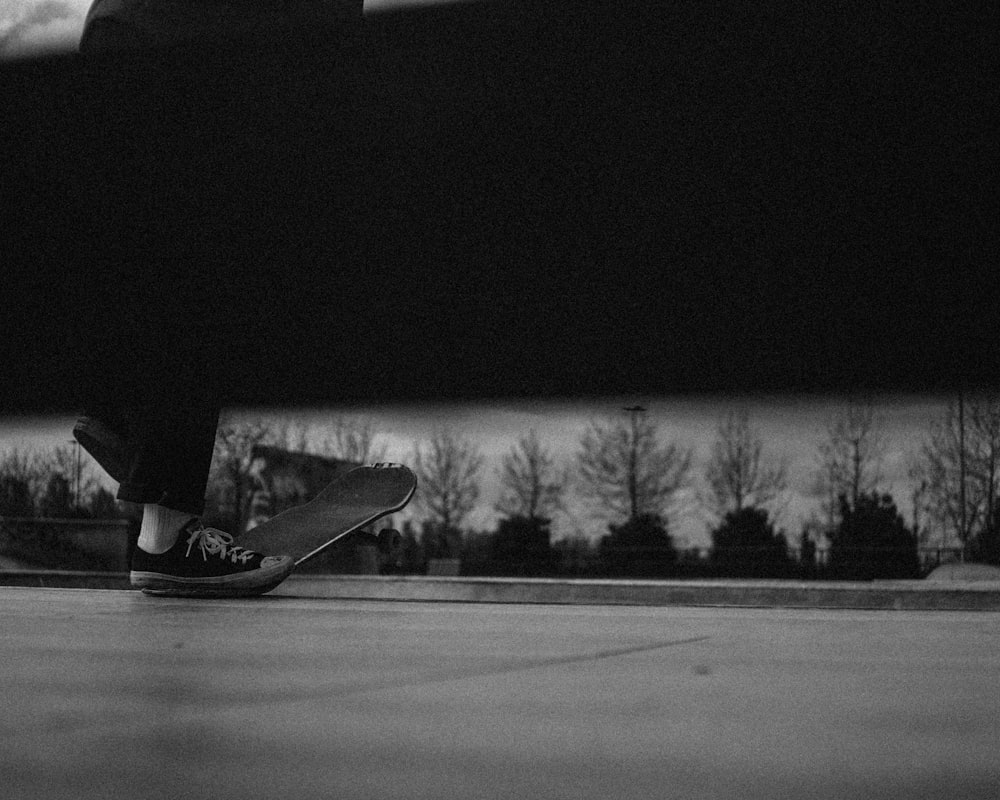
[[80, 396, 219, 516], [90, 401, 220, 516], [80, 0, 364, 53], [76, 0, 366, 516]]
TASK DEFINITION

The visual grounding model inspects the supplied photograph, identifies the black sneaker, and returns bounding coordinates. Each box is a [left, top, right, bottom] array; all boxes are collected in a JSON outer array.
[[131, 521, 295, 597]]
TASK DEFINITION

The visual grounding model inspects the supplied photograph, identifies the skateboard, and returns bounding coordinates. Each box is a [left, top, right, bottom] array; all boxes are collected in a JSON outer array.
[[238, 463, 417, 567]]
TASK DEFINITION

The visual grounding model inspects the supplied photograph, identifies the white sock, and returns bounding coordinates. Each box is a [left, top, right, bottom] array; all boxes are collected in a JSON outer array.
[[138, 504, 193, 554]]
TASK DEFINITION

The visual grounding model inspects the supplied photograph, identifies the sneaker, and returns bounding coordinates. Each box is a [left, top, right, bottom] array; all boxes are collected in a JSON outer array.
[[73, 415, 130, 484], [130, 520, 295, 597]]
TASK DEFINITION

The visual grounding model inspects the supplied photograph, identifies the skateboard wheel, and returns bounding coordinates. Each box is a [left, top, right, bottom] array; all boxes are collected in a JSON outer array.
[[377, 528, 402, 554]]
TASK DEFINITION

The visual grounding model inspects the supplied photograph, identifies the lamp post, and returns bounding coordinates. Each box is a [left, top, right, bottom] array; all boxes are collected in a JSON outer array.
[[68, 439, 81, 512]]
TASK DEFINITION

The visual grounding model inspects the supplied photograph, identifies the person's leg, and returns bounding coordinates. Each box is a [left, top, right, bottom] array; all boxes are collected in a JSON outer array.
[[123, 401, 294, 596], [77, 397, 294, 596], [114, 399, 218, 554], [73, 0, 364, 595], [114, 399, 218, 518], [80, 0, 365, 54], [80, 0, 268, 52], [73, 410, 132, 485], [76, 390, 298, 596]]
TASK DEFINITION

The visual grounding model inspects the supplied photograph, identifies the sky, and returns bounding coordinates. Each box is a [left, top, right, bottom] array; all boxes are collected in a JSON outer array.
[[0, 0, 87, 59], [0, 395, 954, 549]]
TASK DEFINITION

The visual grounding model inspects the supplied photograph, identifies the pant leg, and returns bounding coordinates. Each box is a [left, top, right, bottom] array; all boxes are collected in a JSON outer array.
[[79, 0, 364, 53], [114, 400, 220, 515], [75, 0, 357, 514]]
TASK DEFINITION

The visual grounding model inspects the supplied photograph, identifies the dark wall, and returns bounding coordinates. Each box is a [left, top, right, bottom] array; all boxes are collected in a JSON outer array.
[[2, 1, 996, 411]]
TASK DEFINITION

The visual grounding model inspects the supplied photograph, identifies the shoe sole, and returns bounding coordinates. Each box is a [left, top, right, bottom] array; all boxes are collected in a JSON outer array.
[[131, 558, 295, 598]]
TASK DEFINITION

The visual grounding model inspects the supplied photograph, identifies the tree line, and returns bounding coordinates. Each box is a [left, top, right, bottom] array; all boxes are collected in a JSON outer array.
[[200, 399, 1000, 579], [2, 396, 998, 578], [0, 445, 123, 520]]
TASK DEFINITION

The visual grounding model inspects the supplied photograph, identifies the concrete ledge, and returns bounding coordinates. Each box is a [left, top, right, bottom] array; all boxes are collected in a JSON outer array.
[[3, 571, 1000, 610], [283, 574, 1000, 611]]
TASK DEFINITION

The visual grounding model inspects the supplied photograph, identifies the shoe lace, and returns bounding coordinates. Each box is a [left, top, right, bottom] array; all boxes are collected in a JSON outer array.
[[184, 525, 256, 565]]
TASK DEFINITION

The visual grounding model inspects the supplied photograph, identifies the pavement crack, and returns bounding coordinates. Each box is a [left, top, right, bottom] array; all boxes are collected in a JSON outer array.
[[338, 635, 712, 698]]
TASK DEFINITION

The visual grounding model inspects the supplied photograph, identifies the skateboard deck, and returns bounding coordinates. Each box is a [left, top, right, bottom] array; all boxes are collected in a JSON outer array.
[[238, 463, 417, 566]]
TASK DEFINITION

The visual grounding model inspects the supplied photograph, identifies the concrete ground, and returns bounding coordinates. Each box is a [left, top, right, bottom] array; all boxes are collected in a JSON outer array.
[[2, 588, 998, 800]]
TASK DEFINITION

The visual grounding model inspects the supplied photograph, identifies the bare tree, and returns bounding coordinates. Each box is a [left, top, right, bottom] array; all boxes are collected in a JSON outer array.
[[205, 416, 279, 531], [967, 397, 1000, 545], [412, 428, 484, 532], [1, 445, 104, 517], [0, 448, 45, 515], [269, 416, 388, 465], [269, 418, 311, 454], [918, 394, 1000, 553], [45, 444, 102, 513], [312, 416, 387, 464], [814, 401, 887, 524], [906, 455, 932, 546], [703, 409, 787, 519], [494, 429, 565, 520], [576, 407, 692, 524]]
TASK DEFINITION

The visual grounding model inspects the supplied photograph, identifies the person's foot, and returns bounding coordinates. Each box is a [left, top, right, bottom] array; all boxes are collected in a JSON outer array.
[[73, 415, 130, 483], [130, 520, 295, 597]]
